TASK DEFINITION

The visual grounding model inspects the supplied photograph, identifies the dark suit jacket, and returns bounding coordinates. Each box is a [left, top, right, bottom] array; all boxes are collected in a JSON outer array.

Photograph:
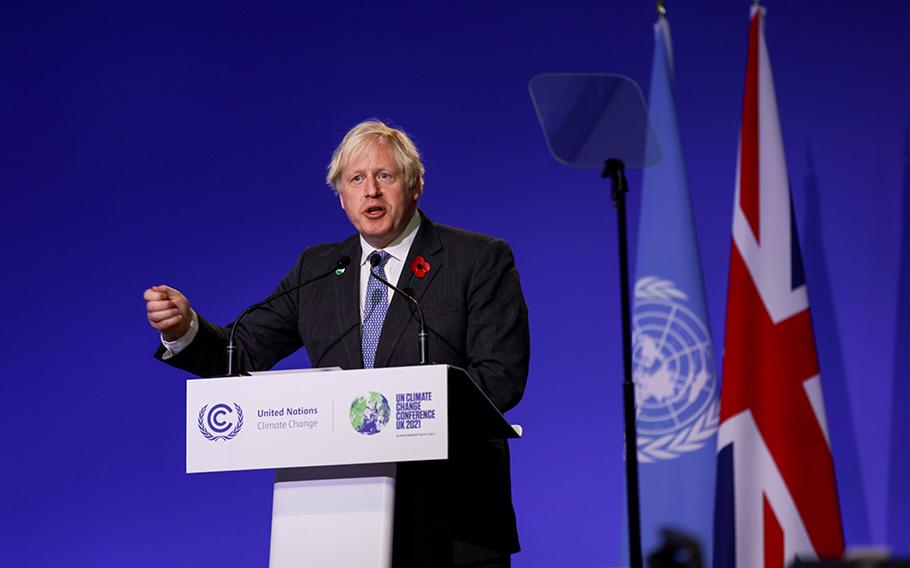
[[157, 212, 530, 566]]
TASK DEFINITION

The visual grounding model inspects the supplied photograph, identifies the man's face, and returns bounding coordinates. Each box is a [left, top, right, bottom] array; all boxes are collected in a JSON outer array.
[[338, 142, 420, 249]]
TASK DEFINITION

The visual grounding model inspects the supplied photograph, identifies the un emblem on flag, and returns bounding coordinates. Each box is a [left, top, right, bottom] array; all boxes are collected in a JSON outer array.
[[632, 277, 719, 462]]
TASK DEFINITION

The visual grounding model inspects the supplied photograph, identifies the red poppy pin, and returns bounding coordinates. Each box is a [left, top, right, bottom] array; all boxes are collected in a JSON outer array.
[[410, 256, 431, 279]]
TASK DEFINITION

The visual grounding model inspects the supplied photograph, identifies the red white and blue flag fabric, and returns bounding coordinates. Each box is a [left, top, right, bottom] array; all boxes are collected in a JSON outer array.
[[713, 6, 845, 566]]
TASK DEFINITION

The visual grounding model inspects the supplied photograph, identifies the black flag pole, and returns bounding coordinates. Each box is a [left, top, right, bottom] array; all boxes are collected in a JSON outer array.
[[529, 73, 661, 568], [604, 158, 643, 568]]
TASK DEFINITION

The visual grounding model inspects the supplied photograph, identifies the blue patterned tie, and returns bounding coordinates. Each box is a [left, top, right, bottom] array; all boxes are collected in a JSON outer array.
[[362, 250, 390, 369]]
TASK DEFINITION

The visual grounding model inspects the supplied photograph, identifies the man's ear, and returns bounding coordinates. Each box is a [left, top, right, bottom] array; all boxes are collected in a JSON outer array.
[[339, 192, 346, 211]]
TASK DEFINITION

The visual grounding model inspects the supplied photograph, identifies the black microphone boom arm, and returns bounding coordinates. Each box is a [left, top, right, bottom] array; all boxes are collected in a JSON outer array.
[[368, 252, 429, 365], [225, 255, 351, 376]]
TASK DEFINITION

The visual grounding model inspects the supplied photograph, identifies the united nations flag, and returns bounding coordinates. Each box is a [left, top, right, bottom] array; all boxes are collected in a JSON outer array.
[[631, 15, 720, 565]]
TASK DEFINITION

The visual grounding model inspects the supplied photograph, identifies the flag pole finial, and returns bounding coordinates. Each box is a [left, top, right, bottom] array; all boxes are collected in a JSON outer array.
[[657, 0, 667, 16]]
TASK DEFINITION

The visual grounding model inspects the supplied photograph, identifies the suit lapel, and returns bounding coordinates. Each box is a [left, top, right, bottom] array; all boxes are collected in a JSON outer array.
[[375, 212, 444, 368], [329, 236, 363, 369]]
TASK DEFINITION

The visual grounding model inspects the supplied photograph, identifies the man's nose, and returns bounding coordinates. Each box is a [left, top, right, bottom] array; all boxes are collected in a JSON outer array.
[[365, 176, 381, 197]]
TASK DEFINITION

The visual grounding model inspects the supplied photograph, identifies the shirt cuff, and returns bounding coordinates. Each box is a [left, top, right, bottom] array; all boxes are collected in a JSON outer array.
[[160, 310, 199, 360]]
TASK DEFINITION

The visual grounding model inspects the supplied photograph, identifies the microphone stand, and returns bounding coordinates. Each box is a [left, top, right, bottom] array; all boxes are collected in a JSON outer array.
[[603, 158, 643, 568], [226, 256, 351, 376], [368, 253, 429, 365]]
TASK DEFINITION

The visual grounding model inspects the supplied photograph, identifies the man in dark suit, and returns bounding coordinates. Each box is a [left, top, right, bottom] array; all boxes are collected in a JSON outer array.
[[144, 120, 530, 567]]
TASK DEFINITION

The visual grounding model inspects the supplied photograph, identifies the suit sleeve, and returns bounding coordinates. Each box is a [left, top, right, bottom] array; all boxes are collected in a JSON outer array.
[[153, 255, 306, 377], [463, 239, 530, 413]]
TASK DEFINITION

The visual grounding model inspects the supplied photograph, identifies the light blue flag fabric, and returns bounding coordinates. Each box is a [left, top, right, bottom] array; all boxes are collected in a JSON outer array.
[[631, 16, 719, 565]]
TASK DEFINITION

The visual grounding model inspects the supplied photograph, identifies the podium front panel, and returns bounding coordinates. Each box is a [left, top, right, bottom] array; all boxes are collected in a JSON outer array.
[[186, 365, 449, 473]]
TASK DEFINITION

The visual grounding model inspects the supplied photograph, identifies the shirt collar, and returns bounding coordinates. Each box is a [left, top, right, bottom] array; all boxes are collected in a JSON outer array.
[[359, 210, 422, 266]]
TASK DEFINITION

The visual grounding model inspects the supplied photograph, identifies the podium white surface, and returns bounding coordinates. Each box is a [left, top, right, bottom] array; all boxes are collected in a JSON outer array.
[[185, 365, 517, 568], [269, 463, 397, 567]]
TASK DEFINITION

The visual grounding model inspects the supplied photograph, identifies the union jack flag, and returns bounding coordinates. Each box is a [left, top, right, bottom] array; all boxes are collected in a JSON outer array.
[[714, 6, 845, 566]]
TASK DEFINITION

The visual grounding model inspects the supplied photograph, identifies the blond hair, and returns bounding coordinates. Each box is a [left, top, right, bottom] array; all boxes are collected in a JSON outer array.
[[326, 120, 425, 195]]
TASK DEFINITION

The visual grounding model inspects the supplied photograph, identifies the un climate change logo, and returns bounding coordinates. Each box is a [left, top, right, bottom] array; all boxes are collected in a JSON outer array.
[[198, 403, 243, 441], [349, 392, 391, 435], [633, 277, 718, 462]]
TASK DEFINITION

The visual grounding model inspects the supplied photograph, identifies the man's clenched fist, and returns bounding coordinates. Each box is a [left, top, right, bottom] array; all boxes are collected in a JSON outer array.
[[144, 285, 192, 341]]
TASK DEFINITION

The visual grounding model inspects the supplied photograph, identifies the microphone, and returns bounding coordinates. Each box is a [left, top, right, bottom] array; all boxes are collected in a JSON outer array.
[[369, 252, 429, 365], [226, 255, 351, 375]]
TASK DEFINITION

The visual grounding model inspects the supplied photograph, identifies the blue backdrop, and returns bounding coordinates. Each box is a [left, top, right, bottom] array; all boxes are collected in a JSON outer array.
[[1, 1, 907, 566]]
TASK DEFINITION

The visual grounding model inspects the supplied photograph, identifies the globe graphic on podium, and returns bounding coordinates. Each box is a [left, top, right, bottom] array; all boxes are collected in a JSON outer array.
[[349, 391, 391, 435]]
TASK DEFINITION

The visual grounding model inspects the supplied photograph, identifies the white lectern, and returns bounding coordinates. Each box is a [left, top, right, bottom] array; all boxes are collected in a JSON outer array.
[[185, 365, 518, 568]]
